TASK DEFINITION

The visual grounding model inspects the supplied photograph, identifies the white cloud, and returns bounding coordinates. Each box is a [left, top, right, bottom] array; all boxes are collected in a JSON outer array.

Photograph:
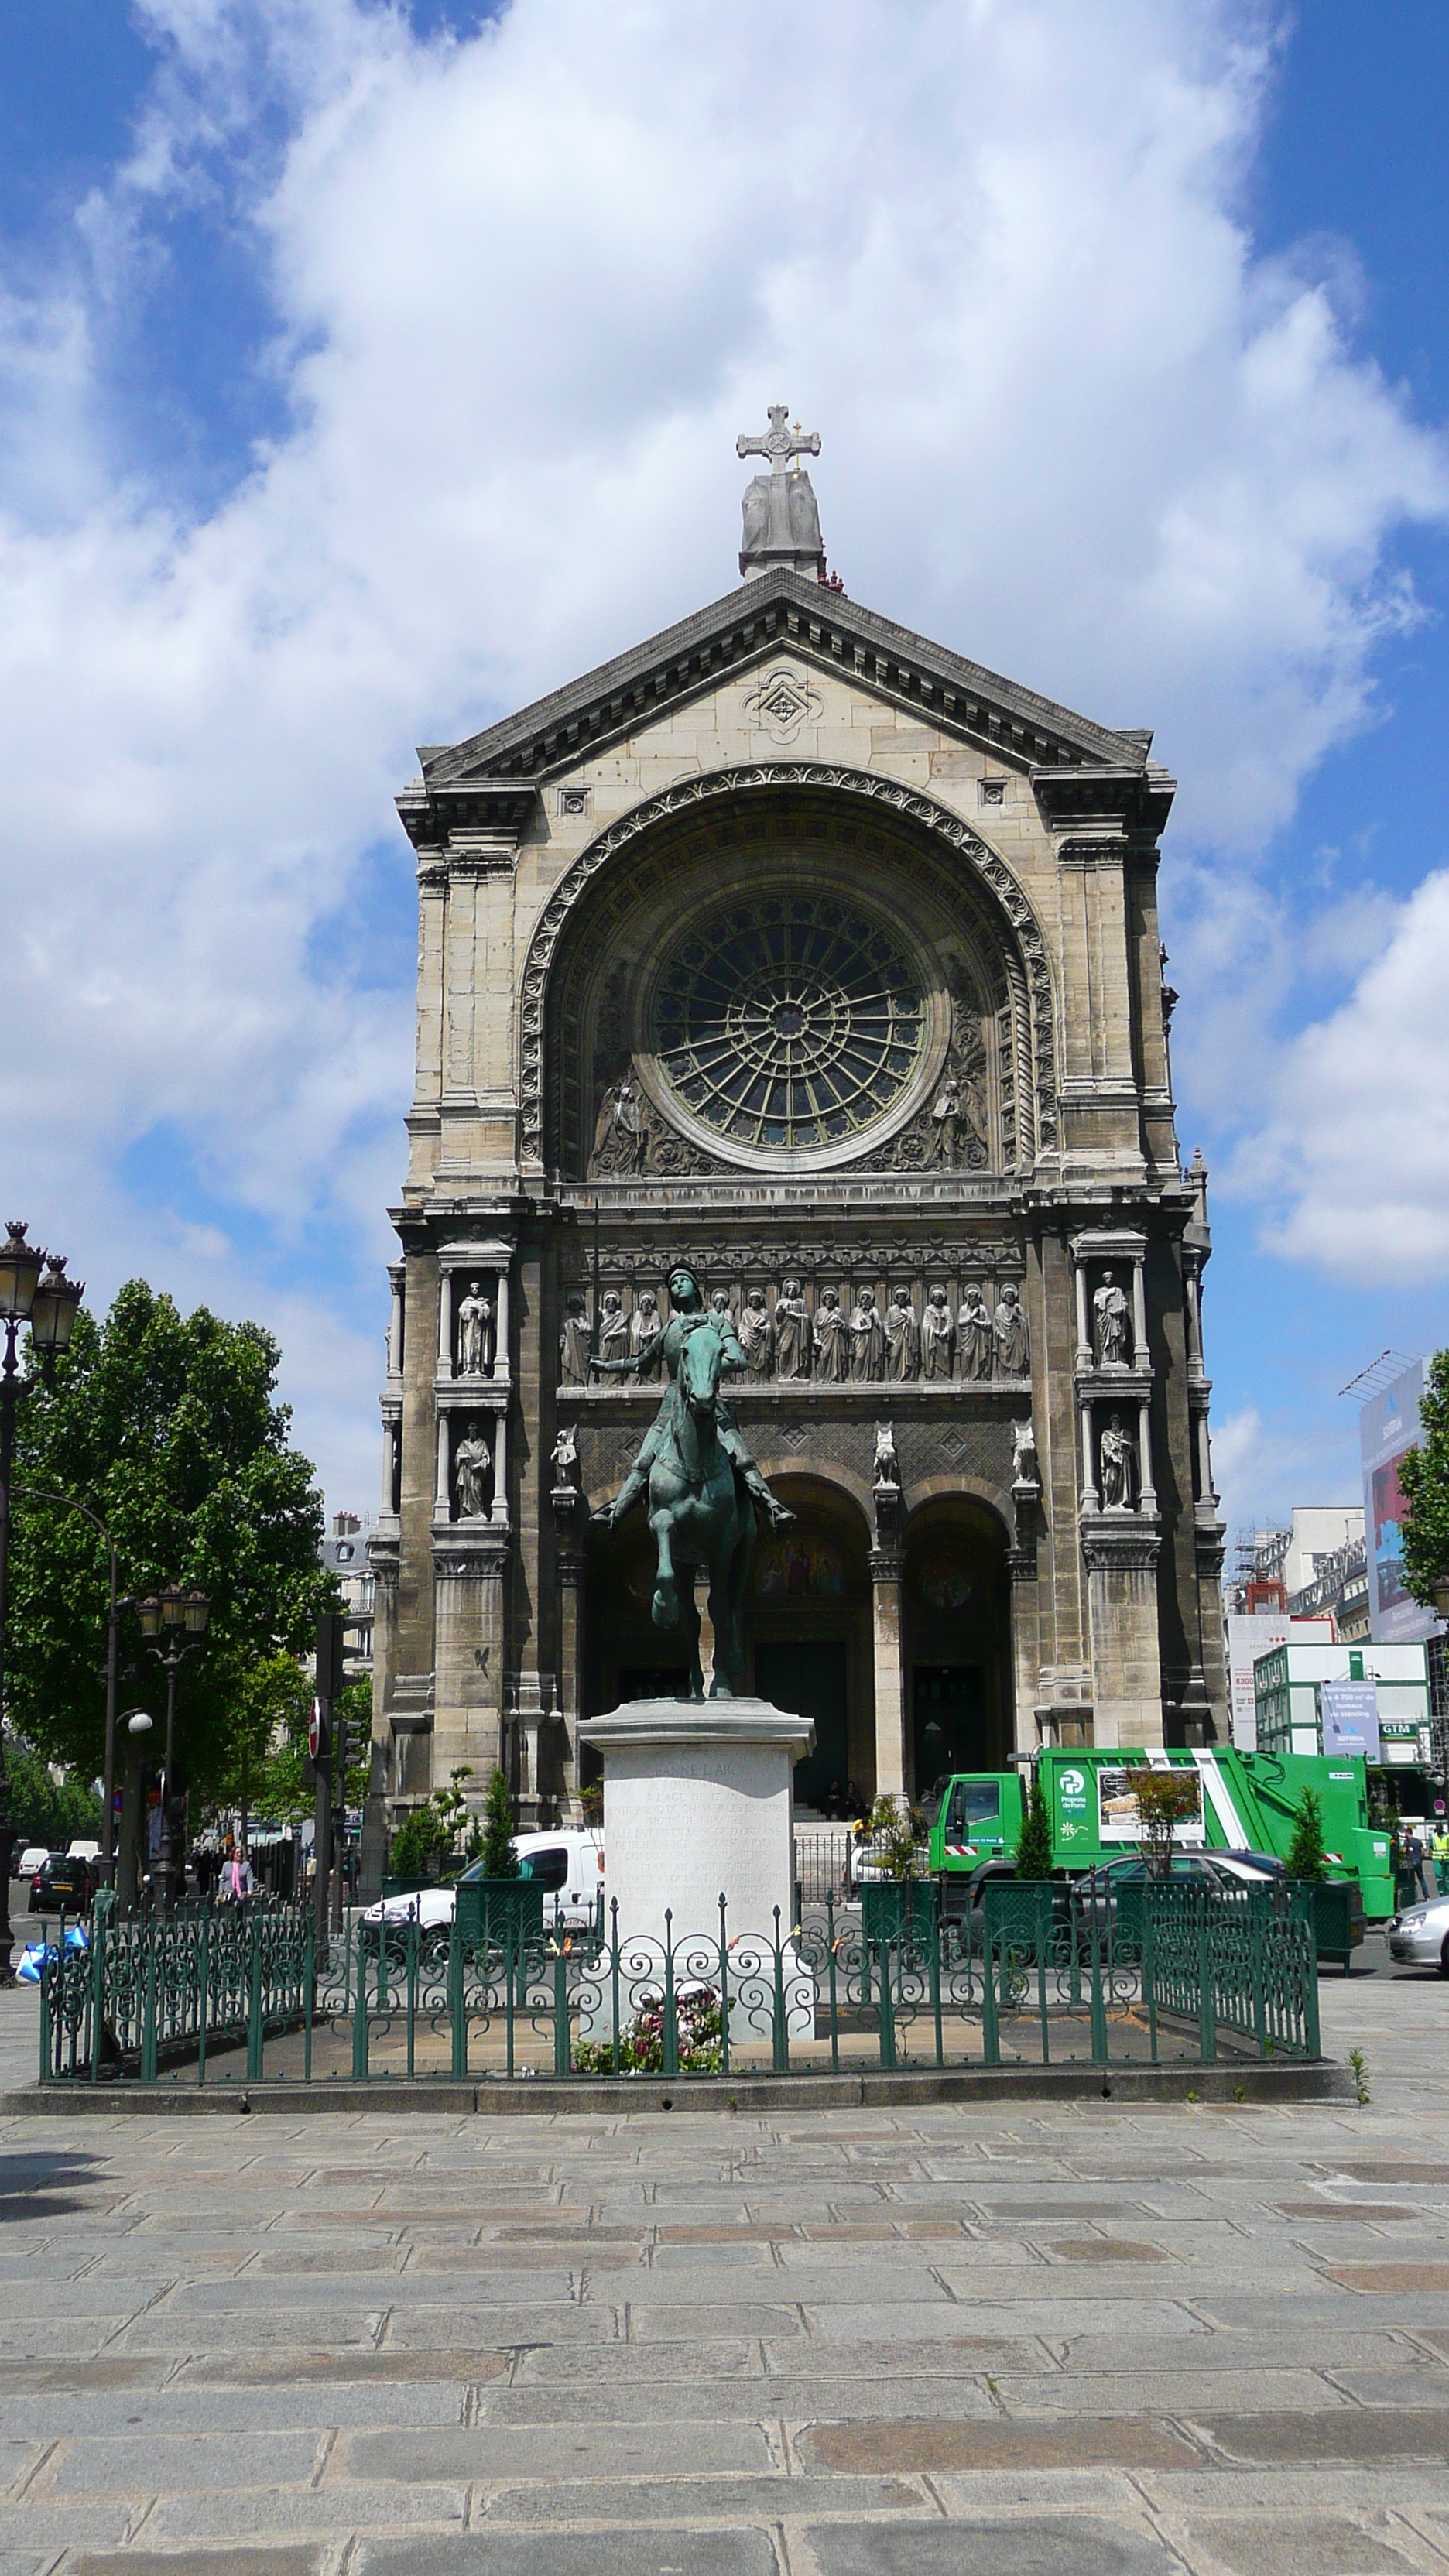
[[1235, 868, 1449, 1284], [1211, 1400, 1362, 1545], [2, 0, 1446, 1499]]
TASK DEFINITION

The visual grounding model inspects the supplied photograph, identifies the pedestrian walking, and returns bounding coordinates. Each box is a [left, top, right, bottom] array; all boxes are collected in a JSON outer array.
[[1403, 1826, 1429, 1903], [228, 1845, 255, 1906], [1433, 1823, 1449, 1896]]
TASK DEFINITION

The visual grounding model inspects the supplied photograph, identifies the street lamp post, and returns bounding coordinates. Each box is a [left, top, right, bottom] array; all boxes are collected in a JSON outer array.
[[139, 1588, 210, 1910], [0, 1222, 83, 1982]]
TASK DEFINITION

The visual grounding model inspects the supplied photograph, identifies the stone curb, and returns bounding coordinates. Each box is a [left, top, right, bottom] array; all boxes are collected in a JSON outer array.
[[0, 2058, 1355, 2115]]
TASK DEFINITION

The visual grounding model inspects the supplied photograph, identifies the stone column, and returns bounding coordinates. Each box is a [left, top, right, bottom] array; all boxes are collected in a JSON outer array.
[[492, 1405, 509, 1524], [1137, 1397, 1158, 1516], [1073, 1262, 1091, 1372], [434, 1409, 450, 1519], [869, 1549, 907, 1801], [438, 1270, 454, 1382], [1079, 1399, 1100, 1512], [1131, 1256, 1148, 1363], [495, 1266, 510, 1378]]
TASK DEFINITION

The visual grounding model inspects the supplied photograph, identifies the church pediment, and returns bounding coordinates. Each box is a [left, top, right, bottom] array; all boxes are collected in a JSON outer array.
[[400, 568, 1172, 850]]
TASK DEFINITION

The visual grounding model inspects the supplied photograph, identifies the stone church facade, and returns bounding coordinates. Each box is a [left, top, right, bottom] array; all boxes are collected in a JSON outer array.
[[366, 423, 1227, 1847]]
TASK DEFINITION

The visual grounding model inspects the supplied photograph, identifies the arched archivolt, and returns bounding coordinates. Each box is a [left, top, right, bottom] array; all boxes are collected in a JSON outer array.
[[522, 762, 1058, 1175]]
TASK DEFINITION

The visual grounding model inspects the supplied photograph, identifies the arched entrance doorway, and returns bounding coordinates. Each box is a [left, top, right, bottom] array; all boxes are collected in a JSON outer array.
[[747, 1478, 873, 1814], [903, 1498, 1013, 1803]]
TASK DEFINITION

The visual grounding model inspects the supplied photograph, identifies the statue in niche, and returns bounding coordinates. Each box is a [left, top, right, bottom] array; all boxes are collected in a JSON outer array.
[[559, 1293, 592, 1388], [457, 1279, 495, 1379], [814, 1286, 850, 1383], [774, 1277, 810, 1381], [1011, 1420, 1040, 1490], [632, 1288, 663, 1379], [1093, 1269, 1132, 1368], [873, 1422, 902, 1488], [738, 1286, 774, 1379], [883, 1287, 920, 1382], [598, 1289, 631, 1366], [454, 1421, 492, 1520], [550, 1423, 580, 1490], [873, 987, 988, 1173], [1100, 1411, 1138, 1512], [848, 1286, 886, 1382], [994, 1283, 1031, 1378], [920, 1286, 954, 1380], [710, 1287, 734, 1324], [590, 1074, 653, 1177], [957, 1284, 994, 1382]]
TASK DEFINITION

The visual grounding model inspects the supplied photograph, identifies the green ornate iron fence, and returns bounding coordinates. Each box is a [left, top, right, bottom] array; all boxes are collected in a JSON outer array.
[[36, 1878, 1321, 2089]]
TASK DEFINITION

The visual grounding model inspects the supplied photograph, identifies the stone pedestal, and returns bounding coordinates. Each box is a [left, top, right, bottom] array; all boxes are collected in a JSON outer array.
[[578, 1695, 815, 2041]]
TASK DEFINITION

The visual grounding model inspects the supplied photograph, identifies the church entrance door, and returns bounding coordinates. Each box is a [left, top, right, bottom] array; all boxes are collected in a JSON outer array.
[[755, 1641, 848, 1814], [912, 1665, 988, 1803]]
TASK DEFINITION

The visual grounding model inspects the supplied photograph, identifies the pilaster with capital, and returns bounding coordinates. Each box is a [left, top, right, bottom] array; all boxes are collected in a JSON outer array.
[[868, 1547, 907, 1801]]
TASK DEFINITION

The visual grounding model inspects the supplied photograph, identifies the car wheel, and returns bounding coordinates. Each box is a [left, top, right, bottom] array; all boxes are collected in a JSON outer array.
[[1440, 1934, 1449, 1979]]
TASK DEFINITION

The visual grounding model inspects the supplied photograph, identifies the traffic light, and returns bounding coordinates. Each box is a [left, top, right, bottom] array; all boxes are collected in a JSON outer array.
[[315, 1610, 348, 1702]]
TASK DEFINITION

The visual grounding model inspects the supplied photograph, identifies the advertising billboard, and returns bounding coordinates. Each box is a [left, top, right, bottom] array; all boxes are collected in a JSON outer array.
[[1321, 1679, 1381, 1761], [1361, 1360, 1441, 1645], [1096, 1764, 1204, 1845]]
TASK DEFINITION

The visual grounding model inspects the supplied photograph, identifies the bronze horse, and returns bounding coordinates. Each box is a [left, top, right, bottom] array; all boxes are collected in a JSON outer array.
[[637, 1313, 755, 1700]]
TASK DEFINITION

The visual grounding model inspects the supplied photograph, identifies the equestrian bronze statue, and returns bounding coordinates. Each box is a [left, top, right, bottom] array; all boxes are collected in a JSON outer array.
[[591, 1262, 793, 1700]]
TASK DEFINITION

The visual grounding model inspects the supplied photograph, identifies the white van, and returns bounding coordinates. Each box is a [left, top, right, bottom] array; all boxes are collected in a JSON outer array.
[[362, 1827, 605, 1938], [504, 1828, 605, 1927], [67, 1840, 101, 1864]]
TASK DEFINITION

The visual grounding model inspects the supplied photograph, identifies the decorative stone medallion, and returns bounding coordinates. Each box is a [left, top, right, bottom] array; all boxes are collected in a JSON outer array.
[[742, 665, 824, 745]]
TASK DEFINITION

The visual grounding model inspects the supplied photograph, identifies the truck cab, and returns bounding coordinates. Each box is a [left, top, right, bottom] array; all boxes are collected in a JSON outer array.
[[929, 1773, 1025, 1874]]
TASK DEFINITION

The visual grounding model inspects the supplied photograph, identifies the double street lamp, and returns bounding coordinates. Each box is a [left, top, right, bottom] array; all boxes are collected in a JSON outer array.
[[139, 1587, 210, 1909], [0, 1222, 83, 1981]]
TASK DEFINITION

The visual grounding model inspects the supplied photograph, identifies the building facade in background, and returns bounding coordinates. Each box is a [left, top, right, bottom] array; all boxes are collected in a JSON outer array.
[[366, 430, 1228, 1852]]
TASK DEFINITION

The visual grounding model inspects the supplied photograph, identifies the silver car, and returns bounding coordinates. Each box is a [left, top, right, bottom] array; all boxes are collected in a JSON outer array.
[[1386, 1893, 1449, 1971]]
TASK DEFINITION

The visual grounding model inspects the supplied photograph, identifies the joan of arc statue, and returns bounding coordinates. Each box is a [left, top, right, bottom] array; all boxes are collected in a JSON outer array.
[[591, 1261, 794, 1533]]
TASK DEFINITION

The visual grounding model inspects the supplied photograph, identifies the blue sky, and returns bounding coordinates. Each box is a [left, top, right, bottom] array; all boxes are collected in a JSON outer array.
[[0, 0, 1446, 1537]]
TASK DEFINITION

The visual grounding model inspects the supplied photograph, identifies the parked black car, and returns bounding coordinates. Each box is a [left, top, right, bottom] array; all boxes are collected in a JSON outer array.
[[28, 1852, 96, 1917]]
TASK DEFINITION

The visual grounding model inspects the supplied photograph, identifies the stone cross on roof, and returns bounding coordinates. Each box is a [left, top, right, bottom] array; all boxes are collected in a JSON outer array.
[[735, 405, 821, 476], [736, 405, 826, 582]]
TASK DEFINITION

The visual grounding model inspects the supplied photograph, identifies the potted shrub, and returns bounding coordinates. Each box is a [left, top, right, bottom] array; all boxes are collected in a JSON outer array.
[[859, 1796, 936, 1947], [454, 1767, 544, 1947], [1287, 1786, 1362, 1975]]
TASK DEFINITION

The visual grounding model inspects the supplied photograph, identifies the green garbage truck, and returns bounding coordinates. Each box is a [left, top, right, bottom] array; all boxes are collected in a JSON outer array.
[[927, 1744, 1393, 1918]]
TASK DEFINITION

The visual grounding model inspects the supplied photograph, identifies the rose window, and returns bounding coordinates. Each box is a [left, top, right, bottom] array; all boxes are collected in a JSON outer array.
[[649, 894, 927, 1152]]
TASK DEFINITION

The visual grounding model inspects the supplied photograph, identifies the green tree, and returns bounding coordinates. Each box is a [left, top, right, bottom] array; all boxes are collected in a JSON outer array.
[[8, 1281, 329, 1800], [479, 1766, 519, 1879], [1399, 1349, 1449, 1607], [207, 1657, 370, 1826], [1286, 1786, 1328, 1882], [1131, 1767, 1201, 1878], [1014, 1771, 1053, 1879], [5, 1743, 101, 1851]]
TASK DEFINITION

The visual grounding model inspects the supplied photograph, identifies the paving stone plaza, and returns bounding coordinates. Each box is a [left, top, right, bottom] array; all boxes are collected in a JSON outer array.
[[1, 1958, 1447, 2576]]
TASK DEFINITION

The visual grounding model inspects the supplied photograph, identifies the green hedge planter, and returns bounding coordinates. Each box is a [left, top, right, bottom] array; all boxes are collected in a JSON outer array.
[[454, 1876, 546, 1947]]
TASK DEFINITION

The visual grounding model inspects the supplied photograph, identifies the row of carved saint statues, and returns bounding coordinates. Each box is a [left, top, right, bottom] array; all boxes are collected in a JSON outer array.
[[560, 1277, 1031, 1386]]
